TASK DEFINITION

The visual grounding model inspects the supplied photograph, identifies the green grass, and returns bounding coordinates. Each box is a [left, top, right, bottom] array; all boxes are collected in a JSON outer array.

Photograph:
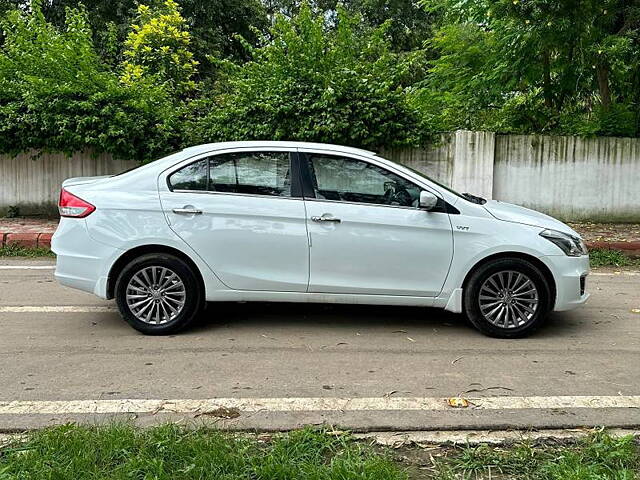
[[0, 243, 54, 258], [589, 248, 640, 268], [0, 425, 405, 480], [429, 431, 639, 480], [0, 426, 637, 480]]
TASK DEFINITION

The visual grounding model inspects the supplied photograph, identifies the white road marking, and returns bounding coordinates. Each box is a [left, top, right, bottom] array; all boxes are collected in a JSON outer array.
[[0, 306, 115, 313], [0, 265, 55, 270], [591, 271, 639, 276], [0, 395, 638, 416]]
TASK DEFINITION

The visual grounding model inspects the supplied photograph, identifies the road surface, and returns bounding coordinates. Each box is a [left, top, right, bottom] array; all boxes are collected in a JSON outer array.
[[0, 259, 638, 431]]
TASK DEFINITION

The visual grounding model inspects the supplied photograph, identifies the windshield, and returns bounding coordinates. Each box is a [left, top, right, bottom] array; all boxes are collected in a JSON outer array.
[[375, 156, 465, 198], [375, 155, 486, 204]]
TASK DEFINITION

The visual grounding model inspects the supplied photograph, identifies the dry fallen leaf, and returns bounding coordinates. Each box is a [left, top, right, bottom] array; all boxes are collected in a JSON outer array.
[[447, 397, 469, 408], [406, 337, 415, 342], [194, 406, 241, 419], [631, 309, 640, 314]]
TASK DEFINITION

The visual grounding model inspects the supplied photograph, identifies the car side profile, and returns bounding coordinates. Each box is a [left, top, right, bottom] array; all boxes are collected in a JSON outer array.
[[52, 141, 590, 338]]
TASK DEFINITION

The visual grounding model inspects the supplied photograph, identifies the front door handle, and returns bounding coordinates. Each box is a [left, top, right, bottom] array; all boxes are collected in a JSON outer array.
[[311, 214, 341, 223], [172, 207, 203, 215]]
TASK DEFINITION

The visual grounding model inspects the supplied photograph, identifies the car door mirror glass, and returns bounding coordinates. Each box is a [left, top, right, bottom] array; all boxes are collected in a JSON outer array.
[[419, 191, 438, 210]]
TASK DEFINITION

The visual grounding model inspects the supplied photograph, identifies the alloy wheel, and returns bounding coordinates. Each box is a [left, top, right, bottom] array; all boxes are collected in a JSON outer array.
[[125, 266, 186, 325], [478, 270, 539, 329]]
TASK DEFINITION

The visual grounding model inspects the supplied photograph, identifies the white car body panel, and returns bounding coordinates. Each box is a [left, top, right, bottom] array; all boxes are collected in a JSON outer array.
[[51, 141, 590, 317], [304, 200, 453, 296], [157, 148, 309, 292], [299, 146, 453, 297]]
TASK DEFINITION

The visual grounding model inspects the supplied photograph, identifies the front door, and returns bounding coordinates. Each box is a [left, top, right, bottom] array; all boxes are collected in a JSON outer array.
[[159, 149, 309, 292], [301, 151, 453, 297]]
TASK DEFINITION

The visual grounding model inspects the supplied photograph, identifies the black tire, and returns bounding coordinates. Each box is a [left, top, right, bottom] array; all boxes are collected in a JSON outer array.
[[463, 258, 552, 338], [114, 253, 203, 335]]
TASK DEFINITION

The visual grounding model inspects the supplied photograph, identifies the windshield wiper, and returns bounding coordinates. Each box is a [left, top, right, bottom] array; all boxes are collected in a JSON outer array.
[[462, 193, 487, 205]]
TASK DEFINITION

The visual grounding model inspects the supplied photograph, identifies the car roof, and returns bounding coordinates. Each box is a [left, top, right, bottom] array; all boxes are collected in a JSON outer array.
[[181, 141, 376, 157]]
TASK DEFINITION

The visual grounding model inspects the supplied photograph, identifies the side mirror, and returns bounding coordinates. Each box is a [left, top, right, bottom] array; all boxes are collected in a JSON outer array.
[[419, 191, 438, 211]]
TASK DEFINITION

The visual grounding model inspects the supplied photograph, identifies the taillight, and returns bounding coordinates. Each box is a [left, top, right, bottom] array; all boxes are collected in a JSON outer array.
[[58, 188, 95, 218]]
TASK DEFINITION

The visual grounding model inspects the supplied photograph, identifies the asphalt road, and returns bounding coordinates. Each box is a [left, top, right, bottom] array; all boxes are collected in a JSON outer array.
[[0, 259, 639, 431]]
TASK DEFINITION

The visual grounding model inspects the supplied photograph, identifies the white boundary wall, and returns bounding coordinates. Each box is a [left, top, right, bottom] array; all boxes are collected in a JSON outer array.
[[1, 132, 639, 221], [384, 131, 640, 222], [0, 151, 137, 215]]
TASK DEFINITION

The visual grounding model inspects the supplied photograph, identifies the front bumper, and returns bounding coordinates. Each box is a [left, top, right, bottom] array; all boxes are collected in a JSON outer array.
[[540, 254, 590, 311]]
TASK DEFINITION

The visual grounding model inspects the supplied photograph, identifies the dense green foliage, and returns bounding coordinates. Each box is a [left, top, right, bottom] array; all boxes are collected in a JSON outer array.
[[186, 5, 424, 148], [0, 0, 639, 161], [121, 0, 198, 96], [0, 1, 178, 160], [418, 0, 640, 137]]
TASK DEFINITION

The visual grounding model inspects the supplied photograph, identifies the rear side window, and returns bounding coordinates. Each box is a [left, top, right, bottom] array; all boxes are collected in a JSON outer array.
[[209, 152, 291, 197], [169, 151, 292, 197], [168, 159, 207, 191]]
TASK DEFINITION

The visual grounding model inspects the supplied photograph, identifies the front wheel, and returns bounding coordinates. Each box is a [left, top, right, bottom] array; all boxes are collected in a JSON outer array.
[[463, 258, 552, 338], [115, 253, 203, 335]]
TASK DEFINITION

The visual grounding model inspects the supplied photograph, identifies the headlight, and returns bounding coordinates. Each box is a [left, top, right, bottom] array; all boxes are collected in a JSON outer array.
[[539, 229, 588, 256]]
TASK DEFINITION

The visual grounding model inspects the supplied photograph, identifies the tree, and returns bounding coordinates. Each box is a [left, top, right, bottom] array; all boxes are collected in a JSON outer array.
[[419, 0, 640, 136], [0, 1, 177, 160], [121, 0, 198, 96], [0, 0, 268, 71], [178, 0, 268, 66], [186, 5, 425, 148], [263, 0, 436, 51]]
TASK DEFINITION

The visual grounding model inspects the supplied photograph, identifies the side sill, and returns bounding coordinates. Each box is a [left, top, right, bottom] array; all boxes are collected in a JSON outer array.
[[204, 290, 436, 307]]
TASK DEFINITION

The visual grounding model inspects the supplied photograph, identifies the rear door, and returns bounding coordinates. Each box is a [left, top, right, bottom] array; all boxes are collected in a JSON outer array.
[[300, 150, 454, 297], [159, 148, 309, 292]]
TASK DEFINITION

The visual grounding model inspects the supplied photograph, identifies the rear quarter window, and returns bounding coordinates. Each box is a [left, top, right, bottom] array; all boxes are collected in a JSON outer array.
[[169, 159, 208, 191]]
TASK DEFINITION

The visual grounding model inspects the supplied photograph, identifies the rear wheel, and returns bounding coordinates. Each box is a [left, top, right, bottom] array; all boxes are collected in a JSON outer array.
[[463, 258, 552, 338], [115, 253, 203, 335]]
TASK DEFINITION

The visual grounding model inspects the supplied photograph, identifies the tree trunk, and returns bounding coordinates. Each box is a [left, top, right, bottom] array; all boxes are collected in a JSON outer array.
[[596, 65, 612, 111], [542, 50, 553, 108]]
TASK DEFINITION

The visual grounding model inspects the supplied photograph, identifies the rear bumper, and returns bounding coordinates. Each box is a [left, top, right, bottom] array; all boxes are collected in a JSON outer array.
[[540, 254, 590, 311], [51, 218, 122, 298]]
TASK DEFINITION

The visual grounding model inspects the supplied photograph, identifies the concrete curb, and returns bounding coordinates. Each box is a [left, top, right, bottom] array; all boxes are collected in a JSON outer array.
[[586, 240, 640, 251], [0, 232, 52, 249], [356, 428, 640, 446], [2, 428, 638, 448]]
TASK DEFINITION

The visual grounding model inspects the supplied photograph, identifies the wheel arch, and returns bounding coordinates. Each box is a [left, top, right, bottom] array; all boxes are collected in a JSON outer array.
[[461, 251, 557, 309], [106, 244, 205, 301]]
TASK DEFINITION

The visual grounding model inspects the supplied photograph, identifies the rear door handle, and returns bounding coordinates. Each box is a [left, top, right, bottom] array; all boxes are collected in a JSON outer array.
[[172, 208, 203, 215], [311, 214, 341, 223]]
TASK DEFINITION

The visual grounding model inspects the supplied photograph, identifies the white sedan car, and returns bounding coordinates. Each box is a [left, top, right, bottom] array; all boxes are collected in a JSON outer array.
[[52, 141, 589, 338]]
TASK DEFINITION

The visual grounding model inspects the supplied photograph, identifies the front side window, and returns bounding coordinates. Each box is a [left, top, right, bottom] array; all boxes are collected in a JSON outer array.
[[168, 151, 292, 197], [307, 154, 420, 207]]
